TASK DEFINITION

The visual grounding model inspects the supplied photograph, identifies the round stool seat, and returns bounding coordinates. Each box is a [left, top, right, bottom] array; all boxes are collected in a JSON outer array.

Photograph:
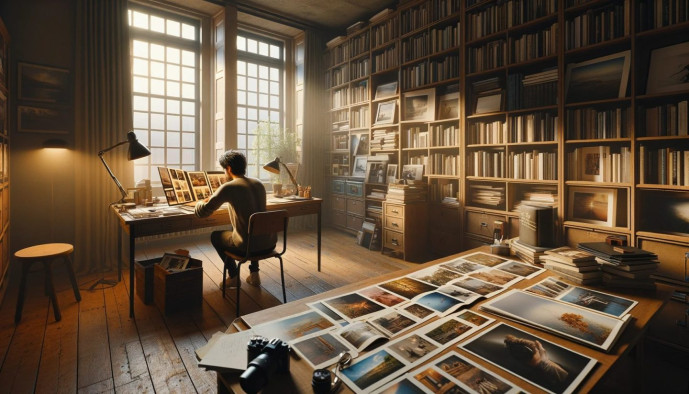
[[15, 243, 74, 260]]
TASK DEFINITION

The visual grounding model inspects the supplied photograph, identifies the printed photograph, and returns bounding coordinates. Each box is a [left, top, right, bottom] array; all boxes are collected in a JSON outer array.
[[403, 304, 436, 320], [437, 285, 480, 303], [370, 311, 419, 337], [468, 269, 520, 287], [414, 292, 463, 314], [423, 319, 472, 345], [568, 187, 616, 226], [352, 155, 368, 177], [441, 259, 485, 274], [526, 277, 571, 298], [360, 286, 407, 307], [193, 186, 211, 200], [323, 292, 386, 321], [157, 167, 173, 188], [374, 375, 426, 394], [339, 321, 388, 351], [291, 332, 356, 369], [461, 323, 597, 394], [375, 100, 396, 125], [187, 171, 209, 187], [412, 366, 463, 393], [308, 301, 346, 325], [461, 252, 508, 267], [400, 164, 424, 181], [379, 277, 438, 300], [253, 310, 336, 343], [437, 92, 459, 119], [565, 51, 630, 103], [495, 260, 544, 278], [646, 41, 689, 94], [453, 277, 503, 297], [206, 171, 228, 192], [164, 189, 178, 205], [456, 310, 491, 326], [341, 349, 406, 392], [411, 267, 463, 286], [375, 81, 398, 100], [18, 105, 71, 134], [559, 287, 636, 317], [403, 89, 435, 122], [388, 334, 438, 364], [435, 352, 517, 394]]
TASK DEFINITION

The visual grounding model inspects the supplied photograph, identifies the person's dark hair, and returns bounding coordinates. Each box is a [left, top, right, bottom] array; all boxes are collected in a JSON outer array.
[[218, 150, 247, 175]]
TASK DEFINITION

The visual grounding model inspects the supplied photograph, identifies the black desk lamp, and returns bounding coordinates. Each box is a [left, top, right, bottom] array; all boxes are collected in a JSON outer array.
[[99, 131, 151, 203], [263, 157, 298, 194]]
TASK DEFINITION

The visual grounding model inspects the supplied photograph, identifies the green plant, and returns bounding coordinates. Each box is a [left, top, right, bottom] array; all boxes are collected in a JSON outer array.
[[254, 121, 300, 184]]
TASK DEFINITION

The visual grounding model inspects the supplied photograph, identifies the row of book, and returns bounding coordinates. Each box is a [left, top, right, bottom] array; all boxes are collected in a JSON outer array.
[[428, 54, 460, 84], [512, 186, 558, 211], [467, 150, 506, 178], [429, 181, 459, 204], [466, 0, 557, 41], [637, 0, 689, 31], [639, 146, 689, 186], [507, 150, 558, 180], [467, 120, 507, 145], [350, 58, 370, 81], [565, 107, 631, 140], [332, 134, 348, 150], [331, 64, 349, 86], [509, 22, 558, 64], [564, 1, 630, 50], [348, 30, 369, 58], [428, 153, 460, 176], [469, 184, 505, 208], [350, 106, 369, 129], [567, 146, 632, 183], [430, 124, 459, 146], [509, 112, 558, 143], [371, 129, 398, 151], [350, 81, 368, 104], [429, 22, 460, 53], [402, 32, 429, 63], [406, 127, 429, 148], [642, 100, 689, 137], [372, 45, 398, 73], [371, 13, 398, 48], [578, 242, 658, 290], [506, 69, 558, 111], [331, 87, 348, 109], [467, 39, 506, 74]]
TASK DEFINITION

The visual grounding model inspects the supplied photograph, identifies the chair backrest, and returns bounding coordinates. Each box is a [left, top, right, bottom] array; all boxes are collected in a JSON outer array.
[[248, 210, 288, 237]]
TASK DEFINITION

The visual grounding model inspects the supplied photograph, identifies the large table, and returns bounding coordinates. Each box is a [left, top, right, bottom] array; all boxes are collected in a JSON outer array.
[[217, 246, 672, 393], [113, 197, 322, 318]]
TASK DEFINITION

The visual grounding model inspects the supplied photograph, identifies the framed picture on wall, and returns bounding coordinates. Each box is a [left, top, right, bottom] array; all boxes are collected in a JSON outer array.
[[565, 51, 630, 103], [646, 41, 689, 94], [18, 63, 71, 103], [568, 187, 617, 227], [17, 105, 71, 134], [401, 164, 424, 181]]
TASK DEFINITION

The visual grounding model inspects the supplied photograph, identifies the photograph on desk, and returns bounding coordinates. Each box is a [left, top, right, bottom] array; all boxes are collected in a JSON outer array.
[[322, 292, 388, 322], [451, 277, 504, 298], [411, 366, 465, 393], [290, 331, 358, 370], [460, 252, 509, 267], [359, 286, 408, 307], [468, 268, 522, 287], [371, 374, 428, 394], [440, 258, 485, 274], [461, 323, 597, 394], [480, 289, 631, 352], [379, 277, 438, 300], [526, 277, 637, 318], [421, 310, 493, 347], [494, 260, 545, 279], [401, 303, 436, 320], [186, 171, 212, 200], [340, 348, 408, 393], [409, 266, 464, 287], [251, 309, 338, 343], [205, 170, 228, 193], [368, 309, 423, 338], [411, 292, 466, 316], [307, 301, 347, 326], [433, 351, 524, 394], [338, 321, 390, 351]]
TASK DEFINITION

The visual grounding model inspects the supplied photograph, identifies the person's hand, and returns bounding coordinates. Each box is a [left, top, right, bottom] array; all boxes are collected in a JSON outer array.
[[529, 340, 547, 366]]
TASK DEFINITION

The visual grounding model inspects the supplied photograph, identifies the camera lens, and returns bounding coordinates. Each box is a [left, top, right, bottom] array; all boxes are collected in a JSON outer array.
[[312, 368, 331, 394], [240, 364, 267, 394]]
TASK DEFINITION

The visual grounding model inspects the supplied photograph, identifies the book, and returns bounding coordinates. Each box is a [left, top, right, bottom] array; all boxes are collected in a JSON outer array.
[[600, 265, 656, 279], [544, 263, 602, 279], [544, 246, 596, 265], [595, 257, 659, 271], [518, 204, 555, 247], [550, 270, 602, 285], [540, 257, 601, 272], [578, 242, 657, 263]]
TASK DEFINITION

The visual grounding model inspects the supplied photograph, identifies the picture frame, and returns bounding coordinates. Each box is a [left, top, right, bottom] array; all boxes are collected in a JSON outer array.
[[386, 164, 398, 184], [352, 155, 368, 178], [401, 164, 424, 181], [403, 88, 435, 121], [17, 105, 71, 134], [437, 92, 459, 119], [577, 146, 609, 182], [356, 134, 369, 155], [18, 63, 71, 103], [646, 41, 689, 94], [365, 161, 388, 184], [374, 100, 396, 125], [568, 187, 617, 227], [375, 81, 398, 100], [474, 91, 503, 114], [159, 252, 190, 272], [565, 51, 631, 104]]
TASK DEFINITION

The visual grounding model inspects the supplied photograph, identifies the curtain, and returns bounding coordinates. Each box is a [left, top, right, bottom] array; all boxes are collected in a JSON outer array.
[[73, 0, 133, 273], [296, 30, 327, 229]]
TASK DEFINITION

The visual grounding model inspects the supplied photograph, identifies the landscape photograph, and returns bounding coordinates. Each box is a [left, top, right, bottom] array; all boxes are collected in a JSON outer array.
[[389, 334, 438, 364], [411, 266, 463, 286], [496, 260, 543, 278], [453, 277, 503, 297], [469, 269, 520, 286], [414, 291, 463, 314], [291, 332, 355, 369], [412, 367, 464, 393], [441, 259, 485, 274], [379, 277, 438, 300], [403, 304, 436, 320], [341, 349, 406, 392], [461, 252, 509, 267], [253, 310, 335, 342], [435, 352, 517, 394], [370, 311, 419, 337], [360, 286, 407, 307], [423, 318, 472, 345], [323, 292, 386, 321]]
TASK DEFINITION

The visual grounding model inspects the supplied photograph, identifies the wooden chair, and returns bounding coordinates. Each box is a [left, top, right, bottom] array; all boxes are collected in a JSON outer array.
[[14, 243, 81, 323], [222, 209, 288, 316]]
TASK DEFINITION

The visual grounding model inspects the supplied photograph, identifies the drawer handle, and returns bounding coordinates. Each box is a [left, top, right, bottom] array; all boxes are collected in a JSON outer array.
[[391, 238, 399, 245], [392, 223, 399, 227], [391, 209, 399, 214], [480, 222, 488, 227]]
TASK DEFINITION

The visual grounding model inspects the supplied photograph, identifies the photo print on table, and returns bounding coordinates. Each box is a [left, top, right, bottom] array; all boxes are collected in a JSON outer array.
[[359, 286, 408, 307], [467, 268, 522, 287], [434, 351, 523, 394], [410, 266, 464, 287], [460, 252, 509, 267], [379, 276, 438, 300], [252, 309, 338, 343], [440, 257, 486, 274], [411, 365, 464, 393], [340, 348, 407, 393], [371, 374, 427, 394], [452, 277, 504, 298], [290, 331, 358, 370], [322, 292, 387, 322], [368, 309, 422, 338], [494, 260, 545, 279], [337, 321, 389, 352]]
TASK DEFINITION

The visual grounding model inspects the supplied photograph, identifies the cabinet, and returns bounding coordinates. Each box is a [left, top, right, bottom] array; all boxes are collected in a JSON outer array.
[[0, 17, 9, 304], [382, 201, 428, 261]]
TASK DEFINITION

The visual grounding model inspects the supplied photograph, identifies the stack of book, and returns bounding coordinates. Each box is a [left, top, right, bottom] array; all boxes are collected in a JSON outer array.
[[578, 242, 659, 290], [386, 183, 427, 202], [371, 129, 398, 150], [509, 238, 551, 265], [367, 187, 387, 200], [541, 246, 602, 285]]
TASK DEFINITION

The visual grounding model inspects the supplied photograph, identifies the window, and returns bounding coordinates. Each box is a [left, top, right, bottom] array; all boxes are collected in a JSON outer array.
[[128, 6, 200, 185], [236, 32, 284, 180]]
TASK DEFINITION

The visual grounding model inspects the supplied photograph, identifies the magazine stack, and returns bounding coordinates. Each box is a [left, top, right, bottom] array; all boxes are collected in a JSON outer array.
[[386, 183, 427, 202], [577, 242, 659, 290], [508, 237, 551, 265], [541, 246, 602, 285]]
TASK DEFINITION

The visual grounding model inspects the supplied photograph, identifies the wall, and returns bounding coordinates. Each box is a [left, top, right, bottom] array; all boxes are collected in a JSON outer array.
[[0, 0, 77, 252]]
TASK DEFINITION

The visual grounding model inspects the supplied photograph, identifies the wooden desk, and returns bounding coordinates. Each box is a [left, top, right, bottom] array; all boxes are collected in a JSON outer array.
[[113, 197, 322, 318], [217, 246, 672, 394]]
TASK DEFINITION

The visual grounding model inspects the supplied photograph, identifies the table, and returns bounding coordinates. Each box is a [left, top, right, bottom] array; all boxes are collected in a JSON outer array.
[[217, 246, 672, 393], [113, 197, 322, 318]]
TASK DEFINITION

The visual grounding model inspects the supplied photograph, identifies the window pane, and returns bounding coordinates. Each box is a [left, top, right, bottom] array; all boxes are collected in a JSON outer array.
[[182, 83, 195, 99], [151, 98, 165, 112], [247, 63, 257, 77], [132, 11, 148, 29], [182, 132, 195, 147], [259, 79, 268, 93], [133, 129, 148, 146], [133, 76, 149, 93], [258, 109, 269, 122], [151, 16, 165, 33], [167, 99, 180, 114], [166, 64, 180, 80], [181, 23, 195, 40], [247, 108, 257, 120], [167, 131, 180, 147], [167, 115, 180, 131], [181, 67, 195, 83], [270, 95, 279, 109], [237, 75, 246, 90], [182, 101, 194, 115], [247, 38, 257, 53], [151, 147, 164, 162], [247, 92, 257, 106], [237, 120, 247, 134], [166, 20, 180, 37], [270, 111, 279, 122], [270, 81, 279, 94], [237, 91, 246, 105], [237, 60, 246, 75], [133, 58, 148, 76], [270, 44, 280, 59], [258, 42, 269, 56], [150, 61, 164, 77], [151, 43, 165, 60], [259, 94, 268, 108], [150, 78, 164, 95], [135, 166, 149, 181], [247, 77, 257, 91], [133, 95, 148, 111], [133, 111, 148, 128], [237, 36, 246, 51], [151, 113, 165, 130], [151, 131, 165, 146], [167, 148, 180, 164], [182, 149, 195, 164], [270, 67, 279, 80], [167, 47, 180, 63], [133, 40, 148, 57], [237, 107, 246, 119], [237, 133, 247, 149], [259, 65, 268, 79], [182, 117, 195, 132], [182, 50, 195, 67], [166, 81, 180, 97]]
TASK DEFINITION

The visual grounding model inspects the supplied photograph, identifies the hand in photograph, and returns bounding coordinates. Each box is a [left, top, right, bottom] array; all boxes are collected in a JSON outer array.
[[503, 334, 568, 384]]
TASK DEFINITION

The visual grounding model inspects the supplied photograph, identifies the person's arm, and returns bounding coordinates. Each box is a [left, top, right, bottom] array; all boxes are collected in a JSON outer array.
[[195, 183, 229, 217]]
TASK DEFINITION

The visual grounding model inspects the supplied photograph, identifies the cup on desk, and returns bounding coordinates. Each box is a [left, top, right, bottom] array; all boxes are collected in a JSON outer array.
[[272, 183, 282, 197]]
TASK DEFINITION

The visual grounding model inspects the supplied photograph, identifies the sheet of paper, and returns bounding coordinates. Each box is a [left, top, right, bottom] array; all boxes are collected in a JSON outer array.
[[197, 329, 256, 372]]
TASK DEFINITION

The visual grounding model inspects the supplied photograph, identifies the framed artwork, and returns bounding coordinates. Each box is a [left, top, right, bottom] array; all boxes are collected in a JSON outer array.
[[375, 81, 398, 100], [17, 105, 71, 134], [401, 164, 424, 181], [646, 41, 689, 94], [365, 161, 388, 184], [18, 63, 71, 103], [374, 100, 396, 125], [437, 92, 459, 119], [568, 187, 617, 227], [352, 155, 367, 177], [577, 146, 609, 182], [474, 92, 503, 114], [565, 51, 630, 103], [386, 164, 398, 183], [403, 88, 435, 121]]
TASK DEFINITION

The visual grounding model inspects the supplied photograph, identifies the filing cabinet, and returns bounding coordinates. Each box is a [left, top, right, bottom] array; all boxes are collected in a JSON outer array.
[[328, 178, 365, 233], [382, 201, 428, 262]]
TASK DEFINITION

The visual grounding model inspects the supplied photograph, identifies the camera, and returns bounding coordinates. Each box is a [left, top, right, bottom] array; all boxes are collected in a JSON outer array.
[[240, 337, 290, 393]]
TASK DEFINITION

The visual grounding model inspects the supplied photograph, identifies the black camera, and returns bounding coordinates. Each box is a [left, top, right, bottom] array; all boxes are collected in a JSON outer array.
[[240, 337, 290, 393]]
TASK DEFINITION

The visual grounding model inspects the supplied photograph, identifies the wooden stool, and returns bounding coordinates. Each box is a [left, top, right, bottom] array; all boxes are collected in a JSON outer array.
[[14, 243, 81, 323]]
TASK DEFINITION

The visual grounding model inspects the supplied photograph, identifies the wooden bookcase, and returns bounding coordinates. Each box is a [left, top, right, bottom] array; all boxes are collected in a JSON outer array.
[[0, 16, 10, 304], [324, 0, 689, 280]]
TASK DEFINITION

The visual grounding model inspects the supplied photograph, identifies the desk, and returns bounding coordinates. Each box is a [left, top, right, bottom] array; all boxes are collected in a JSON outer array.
[[113, 197, 322, 318], [217, 246, 672, 393]]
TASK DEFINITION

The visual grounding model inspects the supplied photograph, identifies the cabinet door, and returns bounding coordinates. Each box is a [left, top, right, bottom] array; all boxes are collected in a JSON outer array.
[[383, 229, 404, 251], [347, 198, 365, 217]]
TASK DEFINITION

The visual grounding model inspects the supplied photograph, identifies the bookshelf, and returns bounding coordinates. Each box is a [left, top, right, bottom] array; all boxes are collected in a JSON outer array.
[[323, 0, 689, 282]]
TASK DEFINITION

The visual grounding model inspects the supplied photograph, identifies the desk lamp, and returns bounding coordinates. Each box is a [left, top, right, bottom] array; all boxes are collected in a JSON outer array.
[[263, 157, 298, 195], [98, 131, 151, 203]]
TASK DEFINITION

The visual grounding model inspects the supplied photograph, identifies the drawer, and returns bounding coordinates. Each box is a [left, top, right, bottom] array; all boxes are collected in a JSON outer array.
[[384, 229, 404, 251], [132, 217, 193, 237], [346, 214, 364, 231], [636, 237, 687, 284], [465, 211, 505, 239], [332, 195, 346, 211], [384, 215, 404, 231], [564, 226, 627, 248], [331, 210, 346, 227], [384, 203, 404, 218], [347, 198, 365, 216], [346, 181, 364, 197], [332, 179, 345, 195]]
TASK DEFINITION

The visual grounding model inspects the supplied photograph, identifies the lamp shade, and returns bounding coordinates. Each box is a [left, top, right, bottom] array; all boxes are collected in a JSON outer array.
[[263, 157, 281, 174], [126, 131, 151, 160]]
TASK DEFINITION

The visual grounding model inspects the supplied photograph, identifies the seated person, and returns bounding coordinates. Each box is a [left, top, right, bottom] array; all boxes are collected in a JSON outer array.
[[195, 150, 276, 287]]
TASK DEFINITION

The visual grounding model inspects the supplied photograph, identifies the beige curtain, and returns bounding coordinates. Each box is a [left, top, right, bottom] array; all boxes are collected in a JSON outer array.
[[297, 30, 327, 229], [73, 0, 133, 273]]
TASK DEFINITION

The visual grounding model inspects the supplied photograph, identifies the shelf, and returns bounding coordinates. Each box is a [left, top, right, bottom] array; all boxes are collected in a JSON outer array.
[[466, 30, 508, 47], [464, 206, 507, 215], [426, 174, 459, 179], [636, 184, 689, 191], [402, 147, 429, 151], [401, 77, 462, 92], [565, 0, 622, 15], [636, 20, 689, 39], [507, 13, 559, 35], [429, 145, 461, 150], [636, 231, 689, 244], [466, 143, 505, 149], [371, 123, 398, 129], [350, 75, 370, 85], [564, 137, 631, 144], [564, 36, 631, 57], [563, 221, 630, 234], [466, 176, 508, 182], [506, 141, 557, 147], [565, 180, 633, 187], [349, 51, 370, 63], [636, 135, 689, 142], [466, 66, 508, 79], [429, 117, 460, 124], [371, 40, 398, 53], [635, 89, 689, 102], [564, 97, 631, 108], [505, 178, 558, 184], [507, 55, 559, 70], [507, 105, 558, 115]]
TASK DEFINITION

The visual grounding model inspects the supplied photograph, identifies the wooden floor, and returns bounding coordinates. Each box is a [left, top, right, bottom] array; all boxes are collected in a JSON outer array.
[[0, 227, 686, 393]]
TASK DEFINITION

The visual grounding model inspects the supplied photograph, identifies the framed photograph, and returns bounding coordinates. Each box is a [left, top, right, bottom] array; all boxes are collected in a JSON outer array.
[[374, 100, 396, 125], [437, 92, 459, 119], [365, 161, 388, 184], [18, 63, 71, 103], [374, 81, 398, 100], [403, 88, 435, 121], [565, 51, 631, 103], [646, 41, 689, 94], [386, 164, 397, 183], [352, 155, 367, 177], [401, 164, 424, 180], [474, 91, 503, 114], [356, 134, 369, 155], [568, 187, 617, 227], [17, 105, 71, 134], [577, 146, 609, 182], [159, 252, 190, 272]]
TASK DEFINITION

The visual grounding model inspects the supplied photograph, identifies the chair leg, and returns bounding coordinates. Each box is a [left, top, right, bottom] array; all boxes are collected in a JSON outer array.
[[236, 261, 245, 317], [15, 261, 32, 324], [64, 255, 81, 302], [278, 256, 286, 304], [222, 264, 227, 298], [43, 261, 61, 322]]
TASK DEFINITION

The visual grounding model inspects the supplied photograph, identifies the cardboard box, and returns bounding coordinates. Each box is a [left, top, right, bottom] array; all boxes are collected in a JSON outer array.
[[153, 257, 203, 314], [135, 258, 158, 304]]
